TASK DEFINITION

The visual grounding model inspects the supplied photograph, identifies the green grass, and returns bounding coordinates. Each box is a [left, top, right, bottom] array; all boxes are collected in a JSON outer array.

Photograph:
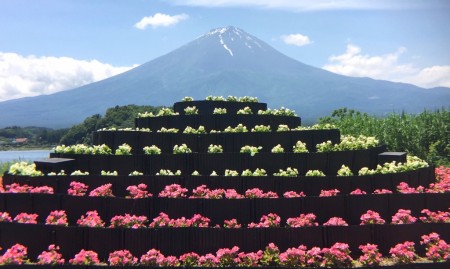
[[0, 162, 10, 177]]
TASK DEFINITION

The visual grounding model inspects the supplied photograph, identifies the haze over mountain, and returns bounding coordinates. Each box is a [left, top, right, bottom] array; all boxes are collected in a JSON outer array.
[[0, 26, 449, 128]]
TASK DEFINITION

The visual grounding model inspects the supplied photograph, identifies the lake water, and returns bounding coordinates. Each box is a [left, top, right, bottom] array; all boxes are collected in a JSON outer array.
[[0, 150, 53, 163]]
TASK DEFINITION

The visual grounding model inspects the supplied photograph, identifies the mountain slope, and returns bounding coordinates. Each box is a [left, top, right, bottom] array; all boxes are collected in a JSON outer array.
[[0, 26, 449, 128]]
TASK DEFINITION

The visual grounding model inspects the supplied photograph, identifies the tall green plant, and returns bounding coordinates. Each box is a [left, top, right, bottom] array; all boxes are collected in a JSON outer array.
[[319, 108, 450, 165]]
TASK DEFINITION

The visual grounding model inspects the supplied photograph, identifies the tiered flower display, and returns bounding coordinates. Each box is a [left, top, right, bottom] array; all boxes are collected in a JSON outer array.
[[1, 96, 449, 268]]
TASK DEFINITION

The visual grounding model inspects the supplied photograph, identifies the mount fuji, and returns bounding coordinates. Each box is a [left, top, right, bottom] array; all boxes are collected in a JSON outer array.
[[0, 26, 449, 128]]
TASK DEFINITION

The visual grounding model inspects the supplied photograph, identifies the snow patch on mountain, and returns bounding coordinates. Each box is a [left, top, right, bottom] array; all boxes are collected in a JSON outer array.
[[201, 26, 267, 57]]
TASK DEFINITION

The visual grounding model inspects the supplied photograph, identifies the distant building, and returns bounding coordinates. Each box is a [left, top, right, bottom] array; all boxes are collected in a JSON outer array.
[[13, 138, 28, 143]]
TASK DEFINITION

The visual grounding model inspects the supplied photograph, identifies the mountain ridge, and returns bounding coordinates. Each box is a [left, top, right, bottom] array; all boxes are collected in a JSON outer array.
[[0, 26, 449, 128]]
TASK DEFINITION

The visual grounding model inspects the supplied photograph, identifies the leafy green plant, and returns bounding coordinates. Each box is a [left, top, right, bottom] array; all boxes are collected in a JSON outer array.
[[208, 144, 223, 153], [173, 144, 192, 154], [240, 145, 262, 156], [305, 170, 325, 177], [213, 108, 227, 114], [157, 127, 179, 133], [337, 165, 353, 176], [224, 124, 248, 133], [143, 145, 162, 155], [182, 96, 193, 101], [156, 108, 178, 117], [115, 143, 132, 155], [274, 167, 299, 177], [276, 125, 290, 132], [225, 169, 239, 176], [183, 126, 207, 134], [8, 162, 44, 176], [184, 106, 198, 115], [293, 141, 309, 153], [271, 144, 285, 153], [251, 125, 271, 132], [205, 95, 226, 101], [237, 107, 253, 115], [156, 169, 181, 176], [101, 170, 118, 176]]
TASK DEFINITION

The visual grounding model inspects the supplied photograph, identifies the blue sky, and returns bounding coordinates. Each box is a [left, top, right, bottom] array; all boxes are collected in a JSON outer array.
[[1, 0, 449, 102]]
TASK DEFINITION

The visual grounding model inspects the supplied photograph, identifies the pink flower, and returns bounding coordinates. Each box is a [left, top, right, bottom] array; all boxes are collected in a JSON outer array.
[[360, 210, 386, 225], [224, 189, 244, 199], [110, 214, 148, 228], [358, 243, 382, 266], [89, 183, 114, 197], [126, 183, 152, 198], [279, 245, 308, 267], [321, 242, 353, 268], [373, 189, 393, 194], [190, 214, 210, 227], [190, 185, 211, 198], [306, 247, 323, 267], [397, 182, 424, 194], [323, 217, 348, 226], [223, 218, 241, 228], [30, 185, 54, 194], [420, 232, 450, 262], [0, 212, 12, 222], [169, 216, 193, 228], [14, 212, 38, 224], [158, 184, 188, 198], [108, 249, 138, 266], [435, 166, 450, 182], [37, 244, 65, 265], [237, 251, 262, 267], [4, 183, 32, 193], [319, 189, 340, 197], [419, 209, 450, 223], [140, 249, 164, 266], [5, 184, 23, 193], [0, 243, 28, 265], [391, 209, 417, 224], [179, 252, 200, 267], [245, 188, 278, 198], [149, 212, 171, 228], [389, 241, 416, 264], [207, 188, 225, 199], [350, 188, 367, 195], [67, 181, 88, 196], [283, 191, 306, 198], [45, 210, 68, 226], [245, 188, 266, 198], [286, 213, 318, 227], [77, 210, 105, 228], [69, 249, 101, 265], [261, 243, 280, 266], [198, 253, 219, 267], [159, 255, 180, 267], [216, 246, 240, 266], [248, 213, 280, 228]]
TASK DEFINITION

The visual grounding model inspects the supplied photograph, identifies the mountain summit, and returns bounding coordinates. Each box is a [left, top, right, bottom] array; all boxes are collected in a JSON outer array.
[[0, 26, 449, 128]]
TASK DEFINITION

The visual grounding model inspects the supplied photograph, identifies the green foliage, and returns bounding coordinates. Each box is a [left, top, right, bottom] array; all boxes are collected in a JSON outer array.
[[0, 126, 66, 150], [60, 105, 161, 145], [319, 108, 450, 165]]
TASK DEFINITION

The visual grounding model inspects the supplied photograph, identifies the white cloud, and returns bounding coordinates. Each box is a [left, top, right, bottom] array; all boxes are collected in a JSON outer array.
[[322, 44, 450, 88], [168, 0, 420, 11], [281, 34, 312, 46], [134, 13, 189, 30], [0, 52, 137, 102]]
